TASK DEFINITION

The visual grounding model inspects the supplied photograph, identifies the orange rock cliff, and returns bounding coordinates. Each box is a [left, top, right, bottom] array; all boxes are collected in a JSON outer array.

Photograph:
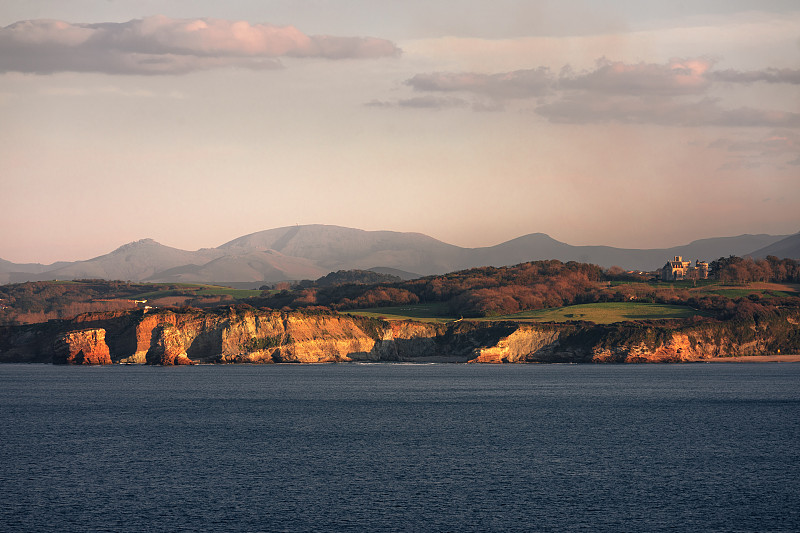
[[1, 307, 798, 364]]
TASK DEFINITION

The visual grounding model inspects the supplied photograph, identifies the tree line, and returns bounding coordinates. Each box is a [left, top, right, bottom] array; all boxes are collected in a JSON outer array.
[[2, 256, 798, 324], [255, 256, 800, 318], [709, 256, 800, 284]]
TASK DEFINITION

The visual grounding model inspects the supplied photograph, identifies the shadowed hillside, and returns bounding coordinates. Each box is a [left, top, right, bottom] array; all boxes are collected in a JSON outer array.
[[749, 232, 800, 260]]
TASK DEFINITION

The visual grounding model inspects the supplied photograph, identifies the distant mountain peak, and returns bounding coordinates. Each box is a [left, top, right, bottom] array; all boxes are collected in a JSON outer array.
[[2, 225, 796, 286], [114, 238, 160, 252]]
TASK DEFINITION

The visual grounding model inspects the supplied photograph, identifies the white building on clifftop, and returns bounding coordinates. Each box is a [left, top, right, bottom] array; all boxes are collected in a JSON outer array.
[[661, 256, 709, 281]]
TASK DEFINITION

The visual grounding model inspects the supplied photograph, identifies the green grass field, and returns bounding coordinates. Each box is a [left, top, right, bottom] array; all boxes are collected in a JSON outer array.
[[194, 287, 263, 298], [647, 279, 719, 289], [346, 301, 703, 324], [345, 302, 455, 323], [711, 288, 759, 298], [489, 302, 704, 324], [710, 288, 795, 298], [131, 284, 262, 300]]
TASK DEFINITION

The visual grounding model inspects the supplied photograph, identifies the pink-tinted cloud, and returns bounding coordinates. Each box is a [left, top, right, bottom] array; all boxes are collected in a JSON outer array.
[[404, 58, 715, 102], [0, 16, 400, 75], [400, 58, 800, 128], [559, 58, 713, 95]]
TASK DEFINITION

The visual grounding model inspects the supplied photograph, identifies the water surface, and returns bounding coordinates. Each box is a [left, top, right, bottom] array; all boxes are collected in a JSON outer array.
[[1, 363, 798, 532]]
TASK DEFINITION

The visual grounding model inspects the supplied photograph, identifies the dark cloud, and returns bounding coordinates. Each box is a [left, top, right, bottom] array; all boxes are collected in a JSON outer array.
[[0, 16, 400, 75]]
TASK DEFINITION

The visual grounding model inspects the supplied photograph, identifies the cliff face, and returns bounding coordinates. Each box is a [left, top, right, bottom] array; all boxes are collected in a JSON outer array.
[[470, 314, 800, 363], [53, 328, 112, 365], [471, 326, 578, 363], [1, 307, 798, 365], [123, 310, 450, 364]]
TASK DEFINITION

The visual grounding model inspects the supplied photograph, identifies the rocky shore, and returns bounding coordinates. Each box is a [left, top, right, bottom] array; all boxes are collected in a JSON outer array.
[[1, 307, 798, 365]]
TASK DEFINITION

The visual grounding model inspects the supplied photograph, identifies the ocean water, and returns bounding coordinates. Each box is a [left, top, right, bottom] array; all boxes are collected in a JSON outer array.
[[1, 363, 799, 532]]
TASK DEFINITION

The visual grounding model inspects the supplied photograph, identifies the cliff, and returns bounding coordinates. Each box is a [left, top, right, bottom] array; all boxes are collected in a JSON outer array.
[[470, 313, 800, 363], [0, 307, 798, 365], [53, 328, 112, 365]]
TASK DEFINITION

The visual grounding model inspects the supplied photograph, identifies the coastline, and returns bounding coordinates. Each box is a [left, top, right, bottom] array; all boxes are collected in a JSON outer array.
[[702, 354, 800, 363]]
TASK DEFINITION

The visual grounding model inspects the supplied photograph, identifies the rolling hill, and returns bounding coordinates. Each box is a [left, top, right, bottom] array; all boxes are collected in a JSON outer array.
[[749, 232, 800, 260], [7, 239, 225, 283], [219, 225, 468, 274], [0, 225, 794, 285]]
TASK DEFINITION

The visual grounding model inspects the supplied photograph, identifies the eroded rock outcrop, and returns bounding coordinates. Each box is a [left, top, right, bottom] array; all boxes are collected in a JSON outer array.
[[471, 326, 569, 363], [119, 309, 448, 364], [1, 307, 798, 364], [145, 325, 194, 365], [53, 328, 112, 365]]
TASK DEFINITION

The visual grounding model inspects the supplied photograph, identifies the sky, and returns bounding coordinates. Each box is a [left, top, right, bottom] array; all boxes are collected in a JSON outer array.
[[1, 0, 799, 264]]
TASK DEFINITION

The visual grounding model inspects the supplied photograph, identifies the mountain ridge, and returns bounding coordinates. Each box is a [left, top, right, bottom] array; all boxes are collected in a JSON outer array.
[[1, 225, 795, 285], [748, 232, 800, 260]]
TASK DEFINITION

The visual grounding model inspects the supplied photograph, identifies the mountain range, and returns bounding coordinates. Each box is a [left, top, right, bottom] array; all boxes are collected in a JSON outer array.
[[1, 225, 798, 286]]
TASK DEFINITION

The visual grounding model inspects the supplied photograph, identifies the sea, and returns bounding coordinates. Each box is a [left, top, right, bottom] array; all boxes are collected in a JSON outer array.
[[1, 363, 799, 532]]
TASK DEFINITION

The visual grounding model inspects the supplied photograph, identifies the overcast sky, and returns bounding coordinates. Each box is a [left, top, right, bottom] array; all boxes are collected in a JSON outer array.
[[1, 1, 798, 263]]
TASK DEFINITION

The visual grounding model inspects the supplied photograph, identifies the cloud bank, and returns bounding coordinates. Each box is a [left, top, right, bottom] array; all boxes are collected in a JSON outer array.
[[0, 16, 400, 75], [398, 58, 800, 128], [406, 67, 553, 100], [709, 68, 800, 85], [559, 58, 713, 96]]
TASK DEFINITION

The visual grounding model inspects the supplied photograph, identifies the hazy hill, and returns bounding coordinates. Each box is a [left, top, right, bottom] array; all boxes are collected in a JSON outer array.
[[674, 234, 793, 262], [146, 250, 327, 284], [0, 258, 70, 284], [0, 226, 792, 285], [748, 232, 800, 260], [469, 233, 640, 270], [220, 225, 468, 274], [470, 233, 789, 271], [25, 239, 225, 282]]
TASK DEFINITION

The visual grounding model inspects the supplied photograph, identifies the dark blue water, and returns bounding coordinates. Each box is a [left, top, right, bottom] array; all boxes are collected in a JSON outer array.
[[1, 363, 799, 532]]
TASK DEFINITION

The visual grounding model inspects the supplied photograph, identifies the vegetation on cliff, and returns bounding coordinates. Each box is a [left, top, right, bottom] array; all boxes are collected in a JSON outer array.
[[0, 280, 261, 325], [2, 257, 799, 327], [291, 269, 402, 288], [252, 257, 800, 320]]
